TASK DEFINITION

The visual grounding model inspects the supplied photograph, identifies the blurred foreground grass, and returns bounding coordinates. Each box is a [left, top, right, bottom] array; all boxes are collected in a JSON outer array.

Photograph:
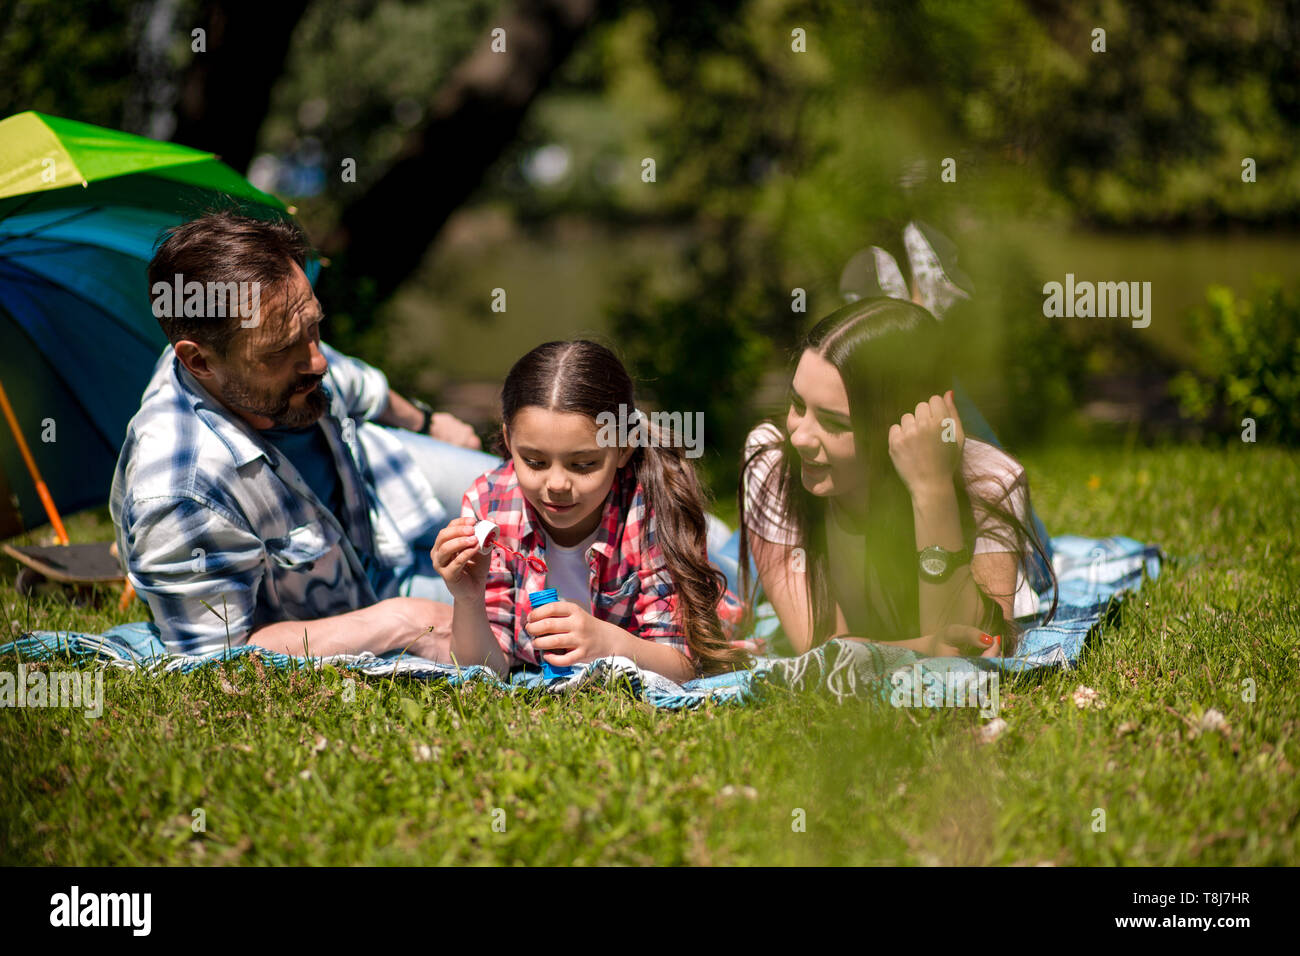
[[1, 439, 1296, 864]]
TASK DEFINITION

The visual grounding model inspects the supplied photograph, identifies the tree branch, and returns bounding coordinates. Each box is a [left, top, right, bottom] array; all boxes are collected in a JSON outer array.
[[317, 0, 610, 321]]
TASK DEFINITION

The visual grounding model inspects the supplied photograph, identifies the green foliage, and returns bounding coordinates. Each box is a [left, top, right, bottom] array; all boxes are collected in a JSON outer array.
[[600, 0, 819, 493], [1170, 280, 1300, 444], [265, 0, 497, 235], [1023, 0, 1300, 226], [0, 0, 144, 128], [941, 249, 1086, 447], [608, 261, 774, 494], [584, 1, 1100, 464]]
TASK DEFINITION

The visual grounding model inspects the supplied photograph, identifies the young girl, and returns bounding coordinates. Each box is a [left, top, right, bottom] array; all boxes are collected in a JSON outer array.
[[432, 340, 748, 682], [739, 296, 1058, 659]]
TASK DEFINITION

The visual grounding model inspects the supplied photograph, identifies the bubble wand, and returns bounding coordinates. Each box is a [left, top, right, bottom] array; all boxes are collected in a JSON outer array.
[[473, 519, 548, 574]]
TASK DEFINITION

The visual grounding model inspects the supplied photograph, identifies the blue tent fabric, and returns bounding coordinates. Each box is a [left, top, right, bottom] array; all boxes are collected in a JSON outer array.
[[0, 534, 1160, 711], [0, 199, 318, 530]]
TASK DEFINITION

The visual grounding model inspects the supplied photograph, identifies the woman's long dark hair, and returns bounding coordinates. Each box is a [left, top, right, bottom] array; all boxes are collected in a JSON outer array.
[[501, 340, 749, 676], [738, 297, 1058, 655]]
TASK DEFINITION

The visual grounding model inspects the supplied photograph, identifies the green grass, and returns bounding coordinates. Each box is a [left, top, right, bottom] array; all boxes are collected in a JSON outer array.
[[1, 439, 1297, 865]]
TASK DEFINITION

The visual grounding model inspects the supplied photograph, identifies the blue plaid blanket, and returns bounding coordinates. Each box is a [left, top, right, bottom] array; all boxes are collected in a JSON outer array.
[[0, 534, 1160, 711]]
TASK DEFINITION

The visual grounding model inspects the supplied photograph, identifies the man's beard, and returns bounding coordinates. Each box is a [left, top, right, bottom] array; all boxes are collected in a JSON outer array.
[[223, 373, 328, 428]]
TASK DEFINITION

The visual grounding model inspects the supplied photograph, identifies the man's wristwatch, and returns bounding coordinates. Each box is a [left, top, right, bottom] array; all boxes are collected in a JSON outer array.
[[917, 545, 971, 583], [409, 397, 434, 434]]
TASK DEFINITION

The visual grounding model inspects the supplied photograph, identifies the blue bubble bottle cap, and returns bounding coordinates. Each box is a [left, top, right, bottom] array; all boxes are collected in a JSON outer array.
[[528, 588, 558, 607]]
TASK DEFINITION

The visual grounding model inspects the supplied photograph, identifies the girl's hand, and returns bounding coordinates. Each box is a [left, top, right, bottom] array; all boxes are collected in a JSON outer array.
[[431, 516, 490, 603], [527, 601, 623, 665], [887, 390, 965, 495], [730, 635, 770, 655]]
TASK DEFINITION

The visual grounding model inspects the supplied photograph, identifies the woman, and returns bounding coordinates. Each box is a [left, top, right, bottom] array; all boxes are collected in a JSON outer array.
[[739, 296, 1057, 659]]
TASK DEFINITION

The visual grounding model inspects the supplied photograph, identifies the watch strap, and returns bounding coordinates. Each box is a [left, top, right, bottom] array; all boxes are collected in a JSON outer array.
[[410, 397, 434, 434], [917, 545, 971, 582]]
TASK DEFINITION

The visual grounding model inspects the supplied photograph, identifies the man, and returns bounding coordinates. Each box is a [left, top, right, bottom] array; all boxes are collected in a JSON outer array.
[[110, 209, 498, 658]]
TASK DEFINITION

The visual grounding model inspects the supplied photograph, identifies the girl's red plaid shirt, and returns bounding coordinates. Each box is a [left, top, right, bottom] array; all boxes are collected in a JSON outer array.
[[461, 459, 745, 670]]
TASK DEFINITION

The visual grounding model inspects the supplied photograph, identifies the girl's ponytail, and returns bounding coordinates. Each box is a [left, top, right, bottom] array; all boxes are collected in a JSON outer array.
[[635, 430, 751, 676]]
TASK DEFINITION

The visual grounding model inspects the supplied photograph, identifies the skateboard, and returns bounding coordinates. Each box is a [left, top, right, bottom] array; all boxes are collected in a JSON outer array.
[[2, 541, 125, 597]]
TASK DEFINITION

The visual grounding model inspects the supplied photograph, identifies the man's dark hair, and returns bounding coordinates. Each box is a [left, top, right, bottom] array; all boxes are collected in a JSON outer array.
[[147, 207, 312, 355]]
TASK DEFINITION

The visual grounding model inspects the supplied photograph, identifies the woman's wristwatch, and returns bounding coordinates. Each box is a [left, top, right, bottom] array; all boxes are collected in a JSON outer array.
[[409, 397, 435, 434], [917, 545, 971, 583]]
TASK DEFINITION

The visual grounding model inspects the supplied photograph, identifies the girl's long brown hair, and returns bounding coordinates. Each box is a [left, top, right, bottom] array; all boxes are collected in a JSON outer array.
[[501, 340, 750, 676], [738, 297, 1058, 655]]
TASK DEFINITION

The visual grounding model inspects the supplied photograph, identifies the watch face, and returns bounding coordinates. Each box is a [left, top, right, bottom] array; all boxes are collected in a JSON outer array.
[[921, 554, 947, 576]]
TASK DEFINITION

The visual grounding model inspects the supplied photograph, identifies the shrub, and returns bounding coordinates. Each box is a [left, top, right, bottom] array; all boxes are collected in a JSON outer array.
[[1169, 280, 1300, 444]]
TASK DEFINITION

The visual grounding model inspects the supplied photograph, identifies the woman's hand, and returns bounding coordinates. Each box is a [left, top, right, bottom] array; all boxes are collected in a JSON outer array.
[[527, 601, 624, 665], [430, 516, 490, 603], [837, 626, 1000, 658], [887, 389, 965, 495], [931, 624, 1001, 658]]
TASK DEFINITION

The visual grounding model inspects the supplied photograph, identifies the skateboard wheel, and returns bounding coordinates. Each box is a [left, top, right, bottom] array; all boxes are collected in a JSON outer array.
[[14, 567, 45, 596]]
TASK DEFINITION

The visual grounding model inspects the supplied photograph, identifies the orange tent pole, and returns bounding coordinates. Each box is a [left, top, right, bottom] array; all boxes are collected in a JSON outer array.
[[0, 377, 135, 608], [0, 377, 69, 545]]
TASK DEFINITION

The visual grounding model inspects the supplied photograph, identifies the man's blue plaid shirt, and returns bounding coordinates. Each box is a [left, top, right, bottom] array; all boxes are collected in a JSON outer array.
[[109, 342, 445, 655]]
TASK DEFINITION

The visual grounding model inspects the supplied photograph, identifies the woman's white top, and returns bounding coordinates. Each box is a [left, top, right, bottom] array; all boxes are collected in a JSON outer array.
[[742, 421, 1040, 620]]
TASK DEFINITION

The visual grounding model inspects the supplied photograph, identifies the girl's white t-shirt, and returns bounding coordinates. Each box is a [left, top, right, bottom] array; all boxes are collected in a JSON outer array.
[[741, 421, 1040, 619], [542, 525, 602, 610]]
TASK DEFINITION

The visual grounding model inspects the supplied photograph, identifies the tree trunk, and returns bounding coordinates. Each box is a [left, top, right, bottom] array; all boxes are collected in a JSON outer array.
[[317, 0, 609, 324], [171, 0, 312, 174]]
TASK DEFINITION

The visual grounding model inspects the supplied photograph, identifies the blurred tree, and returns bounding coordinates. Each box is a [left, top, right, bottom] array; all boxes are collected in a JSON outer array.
[[171, 0, 313, 173], [3, 0, 1299, 470], [1018, 0, 1300, 226], [601, 0, 819, 492], [0, 0, 620, 364], [592, 0, 1300, 481], [316, 0, 619, 331], [4, 0, 1299, 230], [0, 0, 139, 126]]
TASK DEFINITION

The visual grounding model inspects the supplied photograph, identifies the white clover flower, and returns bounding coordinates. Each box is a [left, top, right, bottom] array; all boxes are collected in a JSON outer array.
[[1199, 708, 1228, 733], [978, 717, 1008, 743], [1072, 685, 1104, 709]]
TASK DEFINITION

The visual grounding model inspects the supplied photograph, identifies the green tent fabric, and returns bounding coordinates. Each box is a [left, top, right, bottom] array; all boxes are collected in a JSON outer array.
[[0, 111, 303, 537]]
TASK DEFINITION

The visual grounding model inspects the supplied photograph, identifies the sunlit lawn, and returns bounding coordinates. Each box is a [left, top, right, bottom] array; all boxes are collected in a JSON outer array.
[[1, 438, 1296, 864]]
